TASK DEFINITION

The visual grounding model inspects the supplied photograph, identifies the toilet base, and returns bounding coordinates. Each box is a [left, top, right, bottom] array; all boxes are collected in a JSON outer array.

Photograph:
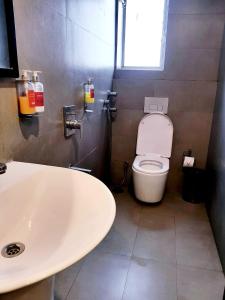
[[133, 169, 168, 203]]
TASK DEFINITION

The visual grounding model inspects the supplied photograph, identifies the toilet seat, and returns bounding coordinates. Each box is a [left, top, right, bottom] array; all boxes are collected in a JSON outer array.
[[133, 154, 169, 175]]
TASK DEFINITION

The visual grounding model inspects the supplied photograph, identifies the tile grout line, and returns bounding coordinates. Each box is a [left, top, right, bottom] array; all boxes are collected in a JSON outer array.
[[56, 192, 224, 300], [121, 206, 142, 300], [65, 260, 85, 300], [176, 263, 225, 274], [174, 215, 179, 300], [120, 255, 132, 300], [168, 12, 225, 16], [94, 245, 223, 273], [173, 207, 223, 274], [96, 247, 179, 267]]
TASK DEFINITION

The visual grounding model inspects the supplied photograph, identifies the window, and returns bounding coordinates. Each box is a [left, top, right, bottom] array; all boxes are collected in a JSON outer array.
[[117, 0, 169, 70]]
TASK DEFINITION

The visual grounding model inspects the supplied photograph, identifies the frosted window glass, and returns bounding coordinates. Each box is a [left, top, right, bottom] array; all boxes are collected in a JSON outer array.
[[123, 0, 168, 69]]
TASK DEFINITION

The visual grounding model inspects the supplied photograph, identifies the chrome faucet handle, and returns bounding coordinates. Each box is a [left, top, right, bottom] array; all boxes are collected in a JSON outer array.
[[0, 163, 7, 175], [65, 120, 82, 139], [65, 120, 81, 130]]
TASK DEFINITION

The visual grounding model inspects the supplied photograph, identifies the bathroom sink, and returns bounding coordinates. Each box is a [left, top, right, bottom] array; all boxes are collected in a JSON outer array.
[[0, 162, 116, 294]]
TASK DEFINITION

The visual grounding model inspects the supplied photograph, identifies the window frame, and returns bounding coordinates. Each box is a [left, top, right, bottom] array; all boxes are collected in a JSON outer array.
[[0, 0, 19, 78], [116, 0, 169, 71]]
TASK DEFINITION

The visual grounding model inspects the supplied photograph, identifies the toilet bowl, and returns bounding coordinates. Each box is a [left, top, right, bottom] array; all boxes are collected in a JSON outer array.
[[132, 113, 173, 203]]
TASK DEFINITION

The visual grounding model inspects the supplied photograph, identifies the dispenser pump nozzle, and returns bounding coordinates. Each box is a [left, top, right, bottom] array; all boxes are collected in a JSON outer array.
[[87, 77, 93, 84], [21, 70, 32, 81], [32, 71, 42, 82]]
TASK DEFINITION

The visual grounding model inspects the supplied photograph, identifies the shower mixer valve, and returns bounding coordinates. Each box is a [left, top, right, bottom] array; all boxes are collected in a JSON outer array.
[[63, 105, 82, 138]]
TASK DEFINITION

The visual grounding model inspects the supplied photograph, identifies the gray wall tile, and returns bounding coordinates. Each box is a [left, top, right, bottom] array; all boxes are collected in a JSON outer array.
[[169, 0, 225, 14], [66, 0, 115, 46], [164, 48, 220, 81], [207, 29, 225, 272], [0, 0, 115, 180], [154, 81, 217, 113], [113, 79, 154, 110], [167, 14, 225, 50]]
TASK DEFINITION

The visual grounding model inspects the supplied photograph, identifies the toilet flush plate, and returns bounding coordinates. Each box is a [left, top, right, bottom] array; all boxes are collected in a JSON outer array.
[[144, 97, 169, 114]]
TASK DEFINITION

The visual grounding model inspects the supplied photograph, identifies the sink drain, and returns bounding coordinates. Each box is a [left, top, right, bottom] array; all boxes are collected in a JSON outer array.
[[1, 243, 25, 258]]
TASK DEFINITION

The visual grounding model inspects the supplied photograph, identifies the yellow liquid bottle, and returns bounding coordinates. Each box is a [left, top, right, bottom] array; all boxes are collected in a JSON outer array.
[[19, 96, 35, 115]]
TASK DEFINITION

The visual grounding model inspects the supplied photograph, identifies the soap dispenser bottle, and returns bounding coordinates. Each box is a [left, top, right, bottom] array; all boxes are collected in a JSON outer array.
[[16, 70, 36, 116], [89, 78, 95, 103], [84, 78, 95, 104], [32, 71, 44, 113]]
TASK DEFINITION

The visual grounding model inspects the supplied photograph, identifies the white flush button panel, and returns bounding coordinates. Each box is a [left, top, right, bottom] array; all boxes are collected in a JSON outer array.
[[144, 97, 169, 114]]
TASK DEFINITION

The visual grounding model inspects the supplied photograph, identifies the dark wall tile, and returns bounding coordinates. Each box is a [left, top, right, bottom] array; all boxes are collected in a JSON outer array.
[[169, 0, 225, 14], [207, 31, 225, 271], [168, 111, 213, 191], [113, 79, 154, 110], [66, 0, 115, 46], [112, 109, 144, 137], [0, 0, 115, 180], [112, 134, 136, 163], [164, 48, 220, 81], [115, 49, 221, 82], [167, 14, 225, 50], [114, 79, 217, 114], [170, 112, 213, 163], [154, 80, 217, 113]]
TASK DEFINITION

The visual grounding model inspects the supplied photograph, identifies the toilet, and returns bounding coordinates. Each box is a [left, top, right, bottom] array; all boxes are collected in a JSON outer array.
[[132, 112, 173, 203]]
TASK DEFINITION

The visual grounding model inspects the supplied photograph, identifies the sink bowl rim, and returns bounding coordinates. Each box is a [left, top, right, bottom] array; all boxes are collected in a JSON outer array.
[[0, 161, 116, 294]]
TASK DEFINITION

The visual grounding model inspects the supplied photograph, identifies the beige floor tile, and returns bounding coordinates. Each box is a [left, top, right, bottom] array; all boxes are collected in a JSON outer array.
[[177, 265, 225, 300], [123, 257, 177, 300], [176, 232, 222, 271], [67, 252, 130, 300], [133, 215, 176, 264]]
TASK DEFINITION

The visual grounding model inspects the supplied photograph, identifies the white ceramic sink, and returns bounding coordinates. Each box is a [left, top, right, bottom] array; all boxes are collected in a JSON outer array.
[[0, 161, 116, 294]]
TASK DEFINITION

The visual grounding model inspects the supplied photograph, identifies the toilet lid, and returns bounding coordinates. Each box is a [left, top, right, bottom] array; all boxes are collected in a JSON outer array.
[[136, 113, 173, 158]]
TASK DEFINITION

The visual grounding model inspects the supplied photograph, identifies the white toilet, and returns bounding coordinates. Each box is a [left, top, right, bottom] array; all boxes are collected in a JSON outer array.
[[132, 112, 173, 203]]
